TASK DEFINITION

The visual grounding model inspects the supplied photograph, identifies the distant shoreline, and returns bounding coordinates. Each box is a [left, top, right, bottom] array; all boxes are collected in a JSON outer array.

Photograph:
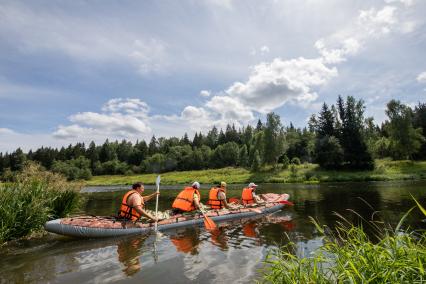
[[84, 159, 426, 186]]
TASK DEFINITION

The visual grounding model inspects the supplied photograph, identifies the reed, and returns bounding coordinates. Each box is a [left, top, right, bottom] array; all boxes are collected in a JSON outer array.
[[0, 163, 81, 243], [261, 206, 426, 283]]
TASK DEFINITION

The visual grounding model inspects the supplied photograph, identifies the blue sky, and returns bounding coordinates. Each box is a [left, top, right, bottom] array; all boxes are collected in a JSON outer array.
[[0, 0, 426, 152]]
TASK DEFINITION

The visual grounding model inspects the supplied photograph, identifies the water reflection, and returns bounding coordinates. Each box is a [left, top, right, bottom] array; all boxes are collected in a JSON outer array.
[[170, 228, 201, 255], [1, 180, 426, 283], [117, 235, 148, 276]]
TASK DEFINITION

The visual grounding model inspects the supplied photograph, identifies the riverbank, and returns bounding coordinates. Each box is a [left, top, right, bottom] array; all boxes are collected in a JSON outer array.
[[85, 159, 426, 186]]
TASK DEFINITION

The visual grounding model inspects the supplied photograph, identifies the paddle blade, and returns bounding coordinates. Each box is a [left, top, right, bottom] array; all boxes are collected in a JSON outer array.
[[155, 175, 161, 187], [203, 215, 217, 231], [228, 197, 240, 204], [279, 200, 294, 206]]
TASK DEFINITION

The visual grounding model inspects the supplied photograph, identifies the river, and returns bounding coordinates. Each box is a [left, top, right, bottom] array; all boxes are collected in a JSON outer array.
[[1, 180, 425, 283]]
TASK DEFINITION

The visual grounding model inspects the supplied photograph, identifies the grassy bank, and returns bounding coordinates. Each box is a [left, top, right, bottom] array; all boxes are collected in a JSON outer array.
[[85, 159, 426, 186], [261, 203, 426, 283], [0, 164, 81, 244]]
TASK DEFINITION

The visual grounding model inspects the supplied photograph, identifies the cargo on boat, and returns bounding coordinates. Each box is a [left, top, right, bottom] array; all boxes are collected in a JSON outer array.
[[44, 193, 290, 238]]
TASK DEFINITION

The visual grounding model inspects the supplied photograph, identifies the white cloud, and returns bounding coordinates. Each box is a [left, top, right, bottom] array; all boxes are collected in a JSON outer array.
[[199, 90, 211, 97], [0, 128, 15, 135], [359, 6, 398, 35], [417, 71, 426, 83], [226, 57, 337, 113], [260, 45, 270, 55], [53, 98, 151, 140], [206, 95, 254, 122], [314, 5, 405, 64], [101, 98, 150, 117], [250, 45, 270, 56], [384, 0, 414, 7]]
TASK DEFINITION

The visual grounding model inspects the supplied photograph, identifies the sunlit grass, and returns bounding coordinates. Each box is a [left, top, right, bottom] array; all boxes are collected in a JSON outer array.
[[86, 159, 426, 185]]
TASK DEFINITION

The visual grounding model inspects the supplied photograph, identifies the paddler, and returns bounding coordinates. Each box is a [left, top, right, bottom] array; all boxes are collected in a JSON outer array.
[[118, 182, 159, 222], [241, 182, 265, 206], [207, 181, 237, 210], [171, 181, 203, 215]]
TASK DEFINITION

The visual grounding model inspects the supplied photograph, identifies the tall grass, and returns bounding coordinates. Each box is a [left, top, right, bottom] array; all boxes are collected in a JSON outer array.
[[261, 209, 426, 283], [0, 163, 81, 243]]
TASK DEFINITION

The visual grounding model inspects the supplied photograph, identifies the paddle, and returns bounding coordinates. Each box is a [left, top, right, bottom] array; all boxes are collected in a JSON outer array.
[[201, 210, 217, 231], [154, 175, 161, 233]]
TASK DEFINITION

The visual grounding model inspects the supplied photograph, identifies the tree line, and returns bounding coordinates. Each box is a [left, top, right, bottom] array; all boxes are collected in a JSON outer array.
[[1, 96, 425, 180]]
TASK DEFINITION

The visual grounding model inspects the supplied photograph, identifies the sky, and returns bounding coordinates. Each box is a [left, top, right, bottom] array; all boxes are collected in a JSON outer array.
[[0, 0, 426, 152]]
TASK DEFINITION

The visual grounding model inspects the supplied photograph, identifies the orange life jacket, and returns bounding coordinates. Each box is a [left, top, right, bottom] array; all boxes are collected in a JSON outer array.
[[172, 187, 201, 212], [208, 187, 226, 209], [242, 187, 255, 205], [118, 190, 145, 221]]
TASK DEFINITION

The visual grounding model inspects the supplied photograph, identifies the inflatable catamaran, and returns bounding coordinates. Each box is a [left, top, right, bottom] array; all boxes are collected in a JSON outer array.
[[44, 193, 290, 238]]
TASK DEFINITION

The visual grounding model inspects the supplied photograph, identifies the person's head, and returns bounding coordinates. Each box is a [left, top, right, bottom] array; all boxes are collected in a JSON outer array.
[[192, 181, 200, 189], [220, 181, 227, 190], [132, 182, 144, 193], [248, 182, 258, 190]]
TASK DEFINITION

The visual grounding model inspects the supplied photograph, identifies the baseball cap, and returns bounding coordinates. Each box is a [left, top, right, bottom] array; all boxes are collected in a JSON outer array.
[[248, 182, 258, 188], [192, 181, 200, 189]]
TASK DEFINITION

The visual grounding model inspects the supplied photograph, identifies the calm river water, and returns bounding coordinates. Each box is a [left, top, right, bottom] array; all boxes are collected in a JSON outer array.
[[1, 181, 426, 283]]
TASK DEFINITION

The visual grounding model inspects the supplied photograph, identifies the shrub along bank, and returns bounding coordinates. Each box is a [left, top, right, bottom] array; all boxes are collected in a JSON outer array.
[[0, 163, 81, 244], [261, 206, 426, 283]]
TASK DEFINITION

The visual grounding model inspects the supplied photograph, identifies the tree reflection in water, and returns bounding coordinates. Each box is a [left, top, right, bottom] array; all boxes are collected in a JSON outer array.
[[116, 235, 149, 276]]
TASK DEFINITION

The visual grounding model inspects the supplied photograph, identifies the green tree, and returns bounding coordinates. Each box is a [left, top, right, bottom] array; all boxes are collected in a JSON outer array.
[[99, 140, 117, 162], [263, 112, 286, 166], [413, 102, 426, 159], [148, 136, 159, 155], [211, 142, 239, 168], [315, 136, 344, 169], [251, 150, 261, 172], [9, 148, 26, 171], [238, 144, 249, 167], [337, 96, 374, 169], [385, 100, 425, 159]]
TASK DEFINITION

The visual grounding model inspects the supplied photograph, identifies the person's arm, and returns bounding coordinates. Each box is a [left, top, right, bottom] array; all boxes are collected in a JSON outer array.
[[218, 191, 233, 209], [134, 205, 157, 222], [130, 195, 157, 222], [193, 194, 202, 210], [252, 192, 265, 204], [143, 192, 159, 202]]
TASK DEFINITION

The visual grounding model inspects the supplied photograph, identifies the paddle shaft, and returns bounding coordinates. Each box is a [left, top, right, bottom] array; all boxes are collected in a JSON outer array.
[[154, 177, 160, 232]]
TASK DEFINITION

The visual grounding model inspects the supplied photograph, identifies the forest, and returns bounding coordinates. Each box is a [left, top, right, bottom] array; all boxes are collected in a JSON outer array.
[[1, 96, 425, 181]]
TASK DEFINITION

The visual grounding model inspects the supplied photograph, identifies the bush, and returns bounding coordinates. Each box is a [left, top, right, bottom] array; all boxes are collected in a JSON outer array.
[[0, 163, 81, 243], [51, 156, 92, 180], [290, 157, 301, 165]]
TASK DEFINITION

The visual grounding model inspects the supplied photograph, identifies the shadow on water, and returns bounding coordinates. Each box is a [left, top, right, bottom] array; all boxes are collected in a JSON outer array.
[[1, 180, 426, 283]]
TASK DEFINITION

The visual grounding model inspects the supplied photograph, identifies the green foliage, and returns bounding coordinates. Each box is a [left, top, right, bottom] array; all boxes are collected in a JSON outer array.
[[263, 112, 286, 165], [413, 103, 426, 159], [251, 150, 261, 172], [0, 163, 81, 243], [315, 136, 344, 169], [262, 215, 426, 283], [290, 157, 301, 165], [280, 154, 290, 169], [238, 145, 249, 167], [211, 142, 239, 168], [386, 100, 425, 160], [51, 156, 92, 180]]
